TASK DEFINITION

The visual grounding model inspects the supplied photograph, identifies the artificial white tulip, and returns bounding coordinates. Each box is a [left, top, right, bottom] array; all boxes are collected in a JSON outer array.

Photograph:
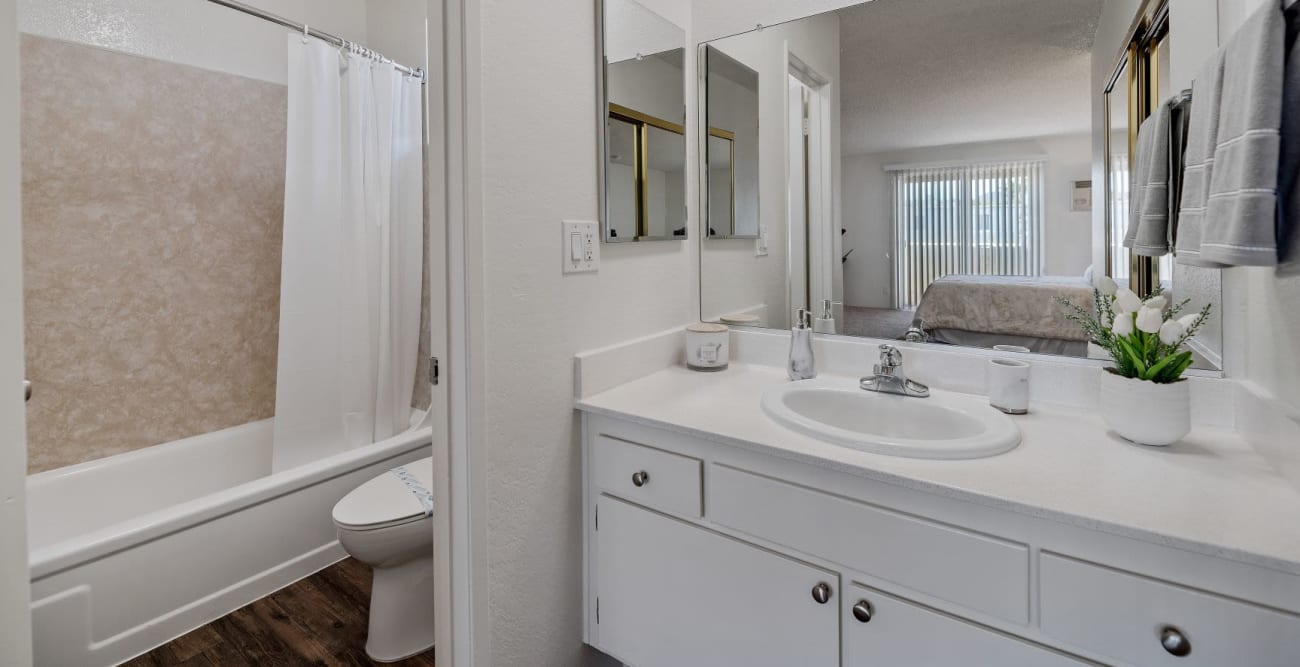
[[1159, 320, 1185, 345], [1114, 288, 1142, 313], [1112, 312, 1135, 336], [1178, 313, 1201, 329], [1143, 295, 1167, 311], [1095, 275, 1119, 297], [1135, 306, 1164, 334]]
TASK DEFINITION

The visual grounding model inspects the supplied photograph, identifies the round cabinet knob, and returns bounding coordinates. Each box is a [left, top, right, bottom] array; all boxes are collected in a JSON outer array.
[[852, 599, 873, 623], [1160, 626, 1191, 657], [811, 582, 832, 604], [631, 471, 649, 487]]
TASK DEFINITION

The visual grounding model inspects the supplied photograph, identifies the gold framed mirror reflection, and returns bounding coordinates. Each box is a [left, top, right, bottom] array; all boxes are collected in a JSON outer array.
[[598, 0, 687, 242], [607, 103, 687, 239]]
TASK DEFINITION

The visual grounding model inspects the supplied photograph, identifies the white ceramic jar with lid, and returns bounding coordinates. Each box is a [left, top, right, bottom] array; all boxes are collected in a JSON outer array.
[[686, 323, 730, 371]]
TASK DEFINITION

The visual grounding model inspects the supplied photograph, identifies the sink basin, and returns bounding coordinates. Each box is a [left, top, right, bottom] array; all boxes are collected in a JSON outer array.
[[761, 378, 1021, 459]]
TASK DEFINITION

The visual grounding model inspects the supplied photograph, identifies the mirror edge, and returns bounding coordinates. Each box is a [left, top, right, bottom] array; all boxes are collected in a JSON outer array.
[[595, 0, 614, 242], [697, 42, 710, 243]]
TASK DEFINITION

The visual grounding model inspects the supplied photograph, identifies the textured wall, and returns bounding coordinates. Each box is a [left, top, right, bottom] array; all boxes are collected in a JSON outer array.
[[476, 0, 696, 663], [21, 35, 287, 473], [17, 0, 369, 84]]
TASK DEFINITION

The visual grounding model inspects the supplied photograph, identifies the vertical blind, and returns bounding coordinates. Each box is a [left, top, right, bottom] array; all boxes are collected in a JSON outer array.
[[891, 160, 1045, 308], [1108, 152, 1131, 280]]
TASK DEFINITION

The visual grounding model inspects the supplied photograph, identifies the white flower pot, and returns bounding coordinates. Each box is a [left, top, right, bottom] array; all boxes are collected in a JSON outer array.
[[1099, 370, 1190, 446]]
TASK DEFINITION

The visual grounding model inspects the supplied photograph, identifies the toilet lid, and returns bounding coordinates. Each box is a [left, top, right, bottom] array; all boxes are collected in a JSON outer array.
[[332, 456, 434, 531]]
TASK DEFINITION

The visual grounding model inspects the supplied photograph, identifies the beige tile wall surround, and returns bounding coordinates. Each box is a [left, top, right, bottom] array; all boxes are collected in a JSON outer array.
[[21, 34, 433, 475], [21, 35, 287, 473]]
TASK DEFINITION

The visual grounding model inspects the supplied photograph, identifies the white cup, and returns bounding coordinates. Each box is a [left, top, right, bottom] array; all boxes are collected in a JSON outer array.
[[987, 358, 1030, 414]]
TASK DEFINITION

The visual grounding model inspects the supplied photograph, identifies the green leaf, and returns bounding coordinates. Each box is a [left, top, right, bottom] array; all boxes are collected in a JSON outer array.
[[1117, 337, 1147, 375], [1152, 351, 1193, 383], [1143, 351, 1184, 381], [1170, 354, 1196, 380]]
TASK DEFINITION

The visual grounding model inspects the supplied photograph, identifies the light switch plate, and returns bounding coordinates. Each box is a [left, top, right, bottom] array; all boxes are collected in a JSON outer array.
[[755, 226, 769, 257], [562, 220, 599, 274]]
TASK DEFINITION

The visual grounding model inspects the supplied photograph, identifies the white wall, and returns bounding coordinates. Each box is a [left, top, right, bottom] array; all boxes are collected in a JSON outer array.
[[471, 0, 696, 665], [699, 10, 841, 328], [607, 54, 686, 124], [842, 151, 892, 307], [366, 0, 428, 69], [604, 0, 684, 63], [0, 0, 33, 660], [842, 133, 1093, 308], [17, 0, 372, 84]]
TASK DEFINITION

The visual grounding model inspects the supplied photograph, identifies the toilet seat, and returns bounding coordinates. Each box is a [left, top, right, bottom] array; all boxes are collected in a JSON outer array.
[[333, 457, 434, 531]]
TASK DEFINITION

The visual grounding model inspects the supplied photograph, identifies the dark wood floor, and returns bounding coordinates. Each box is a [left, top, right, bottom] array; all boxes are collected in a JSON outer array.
[[122, 558, 435, 667]]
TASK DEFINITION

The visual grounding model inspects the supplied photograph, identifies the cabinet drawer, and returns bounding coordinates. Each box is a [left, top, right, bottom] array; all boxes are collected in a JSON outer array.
[[844, 584, 1089, 666], [1040, 553, 1300, 666], [708, 464, 1029, 624], [593, 434, 702, 518]]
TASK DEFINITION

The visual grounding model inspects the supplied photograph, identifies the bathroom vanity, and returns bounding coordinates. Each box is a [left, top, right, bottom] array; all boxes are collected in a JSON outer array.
[[578, 359, 1300, 667]]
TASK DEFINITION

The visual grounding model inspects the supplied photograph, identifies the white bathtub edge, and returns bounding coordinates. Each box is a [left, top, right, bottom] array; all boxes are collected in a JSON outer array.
[[30, 426, 433, 580]]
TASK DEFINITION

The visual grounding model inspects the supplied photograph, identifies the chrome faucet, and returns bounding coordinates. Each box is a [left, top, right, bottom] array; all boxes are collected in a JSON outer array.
[[860, 344, 930, 398]]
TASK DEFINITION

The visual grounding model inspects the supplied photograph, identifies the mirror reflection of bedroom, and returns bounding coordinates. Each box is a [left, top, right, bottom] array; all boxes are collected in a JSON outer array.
[[697, 0, 1224, 370]]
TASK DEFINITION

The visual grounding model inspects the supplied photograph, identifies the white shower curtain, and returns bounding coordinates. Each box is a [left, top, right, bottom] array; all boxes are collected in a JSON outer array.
[[272, 35, 424, 472]]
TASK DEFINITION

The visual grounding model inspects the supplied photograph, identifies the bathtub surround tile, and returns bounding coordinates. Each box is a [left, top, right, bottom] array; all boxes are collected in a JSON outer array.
[[20, 35, 287, 473], [21, 34, 434, 473]]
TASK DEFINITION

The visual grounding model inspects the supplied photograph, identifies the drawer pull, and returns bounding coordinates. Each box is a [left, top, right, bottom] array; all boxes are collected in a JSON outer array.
[[852, 599, 874, 623], [811, 582, 833, 604], [631, 470, 650, 487], [1160, 626, 1191, 657]]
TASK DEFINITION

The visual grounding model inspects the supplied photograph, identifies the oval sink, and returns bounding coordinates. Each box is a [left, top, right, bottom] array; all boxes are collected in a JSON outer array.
[[761, 379, 1021, 459]]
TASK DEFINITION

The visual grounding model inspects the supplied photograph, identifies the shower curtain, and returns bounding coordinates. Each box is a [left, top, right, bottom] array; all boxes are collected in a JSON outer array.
[[272, 35, 424, 472]]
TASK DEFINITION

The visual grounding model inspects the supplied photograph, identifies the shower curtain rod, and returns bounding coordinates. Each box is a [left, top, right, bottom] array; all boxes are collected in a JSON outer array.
[[205, 0, 426, 83]]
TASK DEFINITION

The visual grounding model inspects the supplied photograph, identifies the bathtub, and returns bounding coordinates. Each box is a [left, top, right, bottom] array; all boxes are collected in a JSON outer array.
[[26, 418, 433, 667]]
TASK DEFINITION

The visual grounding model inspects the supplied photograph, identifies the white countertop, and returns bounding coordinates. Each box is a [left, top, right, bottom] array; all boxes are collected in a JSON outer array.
[[577, 363, 1300, 575]]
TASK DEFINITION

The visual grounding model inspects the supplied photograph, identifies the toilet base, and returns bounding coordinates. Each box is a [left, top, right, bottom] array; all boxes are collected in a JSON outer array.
[[365, 556, 436, 662]]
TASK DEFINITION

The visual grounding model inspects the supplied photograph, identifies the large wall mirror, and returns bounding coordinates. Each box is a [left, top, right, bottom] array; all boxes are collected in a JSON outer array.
[[696, 0, 1223, 372], [599, 0, 687, 242]]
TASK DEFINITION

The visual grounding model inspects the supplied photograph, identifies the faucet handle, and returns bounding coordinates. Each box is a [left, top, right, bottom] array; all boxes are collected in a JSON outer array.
[[878, 344, 903, 368]]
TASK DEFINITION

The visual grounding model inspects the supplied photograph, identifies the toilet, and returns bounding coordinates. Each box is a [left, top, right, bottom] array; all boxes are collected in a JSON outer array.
[[332, 456, 435, 662]]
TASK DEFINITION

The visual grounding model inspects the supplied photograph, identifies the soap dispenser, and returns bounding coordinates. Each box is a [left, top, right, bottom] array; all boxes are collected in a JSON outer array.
[[788, 309, 816, 381], [813, 299, 837, 334]]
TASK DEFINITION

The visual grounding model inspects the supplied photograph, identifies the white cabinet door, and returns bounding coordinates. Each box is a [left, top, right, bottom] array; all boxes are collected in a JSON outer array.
[[595, 495, 839, 667], [843, 584, 1091, 667]]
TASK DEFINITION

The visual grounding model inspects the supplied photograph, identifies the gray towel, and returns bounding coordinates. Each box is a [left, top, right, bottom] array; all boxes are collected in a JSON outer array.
[[1278, 1, 1300, 275], [1126, 104, 1172, 256], [1175, 1, 1286, 268], [1167, 92, 1192, 249]]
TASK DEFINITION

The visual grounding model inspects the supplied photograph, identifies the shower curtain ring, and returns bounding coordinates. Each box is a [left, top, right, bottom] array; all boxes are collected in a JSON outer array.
[[301, 23, 310, 43]]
